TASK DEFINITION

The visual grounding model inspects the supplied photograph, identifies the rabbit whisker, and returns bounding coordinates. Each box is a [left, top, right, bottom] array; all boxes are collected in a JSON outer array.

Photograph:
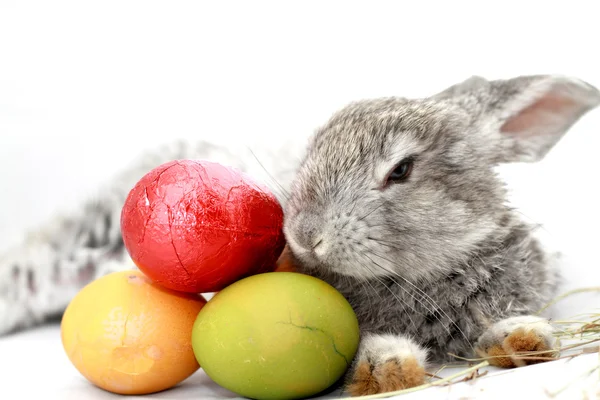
[[355, 268, 382, 303], [365, 254, 455, 339], [360, 259, 419, 330], [366, 236, 402, 246], [247, 147, 291, 201], [357, 202, 386, 222], [367, 251, 472, 346], [362, 252, 436, 317]]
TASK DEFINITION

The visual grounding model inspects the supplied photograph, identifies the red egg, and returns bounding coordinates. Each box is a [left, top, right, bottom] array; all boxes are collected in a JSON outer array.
[[120, 159, 286, 293]]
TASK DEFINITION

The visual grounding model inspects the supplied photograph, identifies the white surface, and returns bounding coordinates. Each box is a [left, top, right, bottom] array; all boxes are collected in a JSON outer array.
[[1, 1, 600, 399], [0, 324, 598, 400]]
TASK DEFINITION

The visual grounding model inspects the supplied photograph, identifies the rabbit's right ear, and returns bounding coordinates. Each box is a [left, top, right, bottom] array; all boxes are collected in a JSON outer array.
[[434, 75, 600, 163]]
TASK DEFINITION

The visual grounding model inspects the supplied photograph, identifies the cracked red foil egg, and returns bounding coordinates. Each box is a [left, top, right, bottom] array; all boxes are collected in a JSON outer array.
[[120, 159, 286, 293]]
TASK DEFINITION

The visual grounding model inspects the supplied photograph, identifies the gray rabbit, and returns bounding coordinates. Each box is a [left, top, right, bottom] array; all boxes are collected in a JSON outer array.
[[1, 74, 598, 396]]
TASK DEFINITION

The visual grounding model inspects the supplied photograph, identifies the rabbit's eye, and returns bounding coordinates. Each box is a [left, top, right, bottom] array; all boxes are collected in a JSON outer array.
[[385, 159, 413, 186]]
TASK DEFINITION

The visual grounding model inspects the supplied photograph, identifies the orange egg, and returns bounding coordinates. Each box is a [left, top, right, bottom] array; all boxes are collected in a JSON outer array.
[[61, 270, 206, 395], [274, 246, 298, 273]]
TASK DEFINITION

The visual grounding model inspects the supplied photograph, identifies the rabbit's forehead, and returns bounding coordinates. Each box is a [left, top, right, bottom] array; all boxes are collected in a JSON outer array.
[[294, 100, 454, 199], [310, 100, 453, 168], [288, 98, 469, 211]]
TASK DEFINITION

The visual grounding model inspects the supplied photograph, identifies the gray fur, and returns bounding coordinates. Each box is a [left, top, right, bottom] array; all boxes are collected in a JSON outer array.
[[0, 75, 598, 393], [281, 75, 599, 383]]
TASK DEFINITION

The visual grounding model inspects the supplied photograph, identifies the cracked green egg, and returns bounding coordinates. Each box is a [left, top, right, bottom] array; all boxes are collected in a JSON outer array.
[[191, 272, 360, 400]]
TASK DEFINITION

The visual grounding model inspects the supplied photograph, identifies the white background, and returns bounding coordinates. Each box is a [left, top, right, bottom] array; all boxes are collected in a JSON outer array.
[[1, 1, 599, 399]]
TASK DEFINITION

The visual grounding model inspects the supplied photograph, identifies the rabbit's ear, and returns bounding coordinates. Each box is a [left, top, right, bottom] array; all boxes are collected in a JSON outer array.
[[491, 75, 600, 162], [435, 75, 600, 163]]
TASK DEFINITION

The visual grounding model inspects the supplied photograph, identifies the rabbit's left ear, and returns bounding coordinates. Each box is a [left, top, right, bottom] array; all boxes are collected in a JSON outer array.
[[435, 75, 600, 163], [492, 75, 600, 162]]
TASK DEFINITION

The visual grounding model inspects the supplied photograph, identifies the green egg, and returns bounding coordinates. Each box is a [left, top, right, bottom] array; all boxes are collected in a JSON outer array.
[[191, 272, 360, 400]]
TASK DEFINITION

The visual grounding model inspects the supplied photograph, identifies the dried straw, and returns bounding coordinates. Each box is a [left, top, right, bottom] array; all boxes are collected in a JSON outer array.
[[338, 286, 600, 399]]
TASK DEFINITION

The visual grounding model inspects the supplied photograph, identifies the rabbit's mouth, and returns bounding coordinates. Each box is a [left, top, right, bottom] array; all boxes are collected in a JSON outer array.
[[283, 228, 321, 267], [281, 205, 400, 278], [283, 230, 393, 279]]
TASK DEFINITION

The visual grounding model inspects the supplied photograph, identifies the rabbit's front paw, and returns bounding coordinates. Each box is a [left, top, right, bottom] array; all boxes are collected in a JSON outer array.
[[475, 315, 559, 368], [345, 333, 427, 397]]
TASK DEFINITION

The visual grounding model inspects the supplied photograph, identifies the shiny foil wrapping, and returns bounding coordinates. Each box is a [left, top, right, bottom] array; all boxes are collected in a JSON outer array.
[[121, 159, 286, 293]]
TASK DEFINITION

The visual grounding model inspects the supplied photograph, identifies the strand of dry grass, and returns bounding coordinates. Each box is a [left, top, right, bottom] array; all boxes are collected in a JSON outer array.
[[536, 286, 600, 315], [344, 286, 600, 398], [337, 361, 490, 400], [544, 364, 600, 398]]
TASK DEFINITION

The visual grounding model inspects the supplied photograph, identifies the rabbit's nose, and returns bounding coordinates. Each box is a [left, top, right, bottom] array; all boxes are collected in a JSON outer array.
[[293, 212, 325, 253]]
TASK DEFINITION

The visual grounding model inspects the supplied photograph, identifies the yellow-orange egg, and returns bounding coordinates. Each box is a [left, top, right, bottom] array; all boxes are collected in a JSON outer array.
[[61, 270, 206, 395]]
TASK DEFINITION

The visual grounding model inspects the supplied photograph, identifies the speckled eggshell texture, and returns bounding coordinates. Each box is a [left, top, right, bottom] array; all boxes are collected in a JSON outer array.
[[120, 159, 286, 293], [191, 272, 360, 400]]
